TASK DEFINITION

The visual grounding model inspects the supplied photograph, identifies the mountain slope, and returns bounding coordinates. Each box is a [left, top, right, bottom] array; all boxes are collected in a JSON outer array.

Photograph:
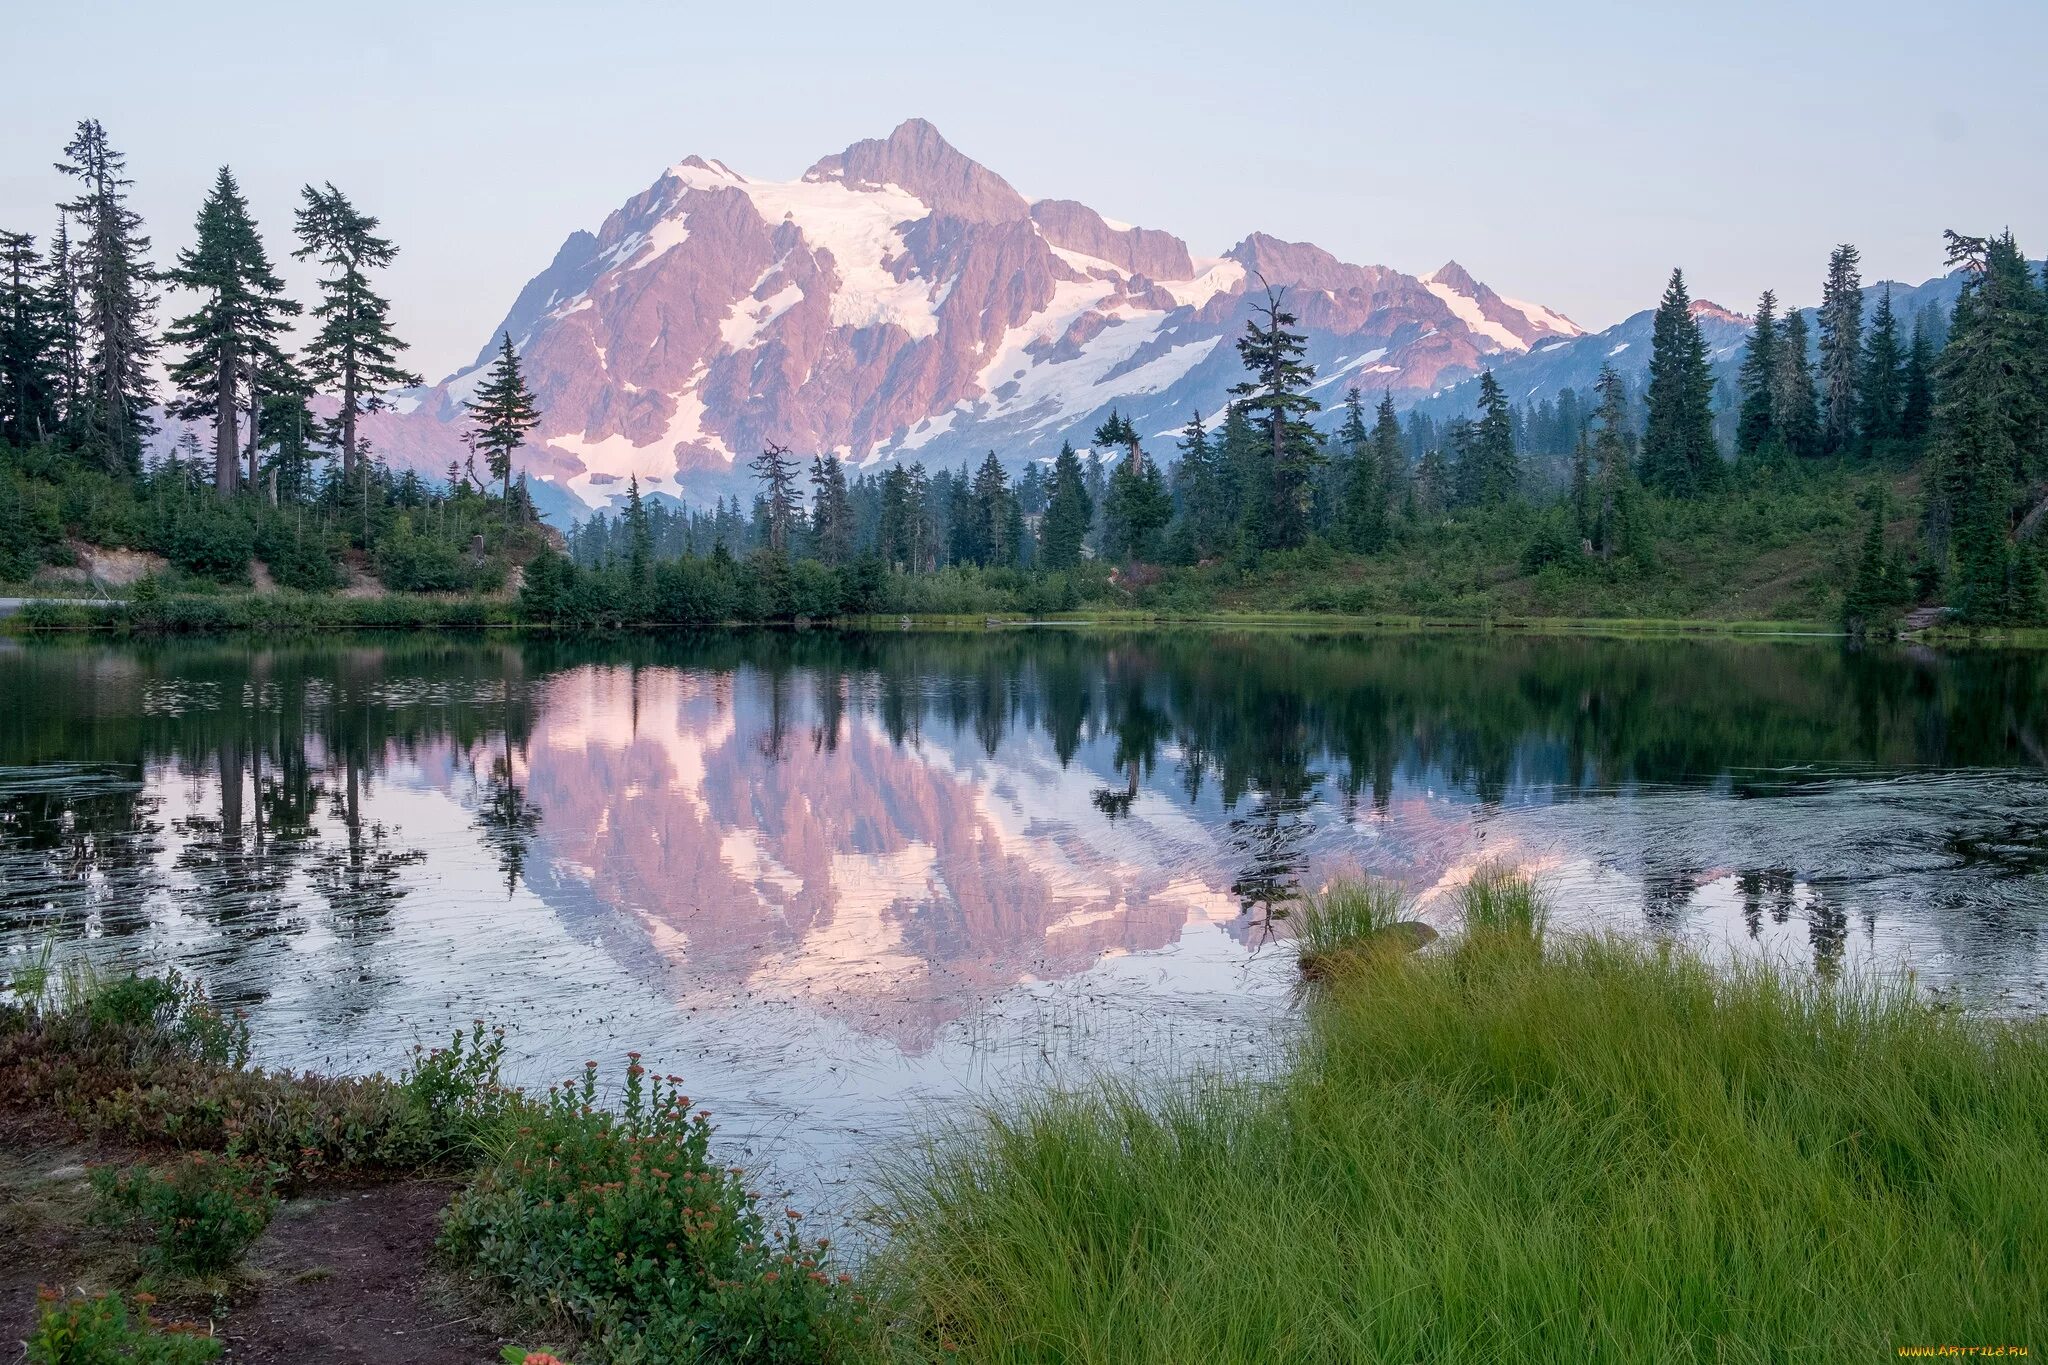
[[366, 119, 1583, 512]]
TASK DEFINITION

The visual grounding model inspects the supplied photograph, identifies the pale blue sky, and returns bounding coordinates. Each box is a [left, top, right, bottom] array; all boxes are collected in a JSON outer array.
[[5, 0, 2043, 380]]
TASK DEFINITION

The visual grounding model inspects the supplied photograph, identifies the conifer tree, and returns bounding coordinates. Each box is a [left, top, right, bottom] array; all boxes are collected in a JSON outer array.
[[45, 217, 84, 429], [623, 475, 652, 588], [808, 453, 854, 565], [1370, 391, 1406, 520], [165, 167, 300, 496], [55, 120, 157, 474], [1929, 230, 2048, 624], [293, 183, 421, 482], [1588, 364, 1633, 561], [1841, 487, 1908, 634], [969, 450, 1022, 567], [1102, 445, 1171, 565], [465, 332, 542, 501], [1858, 285, 1905, 451], [1735, 289, 1779, 461], [1091, 409, 1145, 473], [1817, 243, 1864, 456], [1640, 268, 1717, 496], [1040, 440, 1093, 569], [1229, 280, 1323, 549], [1771, 307, 1822, 459], [0, 230, 60, 446], [1900, 314, 1935, 442], [748, 443, 801, 552], [1470, 369, 1520, 505], [1171, 409, 1229, 560], [1336, 387, 1387, 551]]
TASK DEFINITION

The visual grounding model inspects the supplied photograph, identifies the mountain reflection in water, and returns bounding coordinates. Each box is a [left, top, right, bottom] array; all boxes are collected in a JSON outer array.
[[3, 631, 2045, 1203]]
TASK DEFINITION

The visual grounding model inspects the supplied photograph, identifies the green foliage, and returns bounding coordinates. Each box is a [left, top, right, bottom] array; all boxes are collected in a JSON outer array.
[[158, 501, 254, 582], [91, 1152, 278, 1274], [871, 909, 2048, 1363], [374, 513, 473, 591], [441, 1056, 869, 1364], [27, 1290, 221, 1365]]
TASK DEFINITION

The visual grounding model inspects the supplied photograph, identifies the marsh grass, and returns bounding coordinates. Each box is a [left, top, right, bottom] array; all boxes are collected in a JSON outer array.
[[869, 877, 2048, 1363], [1287, 878, 1412, 978]]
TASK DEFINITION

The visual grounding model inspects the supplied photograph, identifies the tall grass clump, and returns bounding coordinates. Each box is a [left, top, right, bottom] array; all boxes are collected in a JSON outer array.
[[1457, 860, 1548, 939], [870, 877, 2048, 1363], [1286, 878, 1418, 978]]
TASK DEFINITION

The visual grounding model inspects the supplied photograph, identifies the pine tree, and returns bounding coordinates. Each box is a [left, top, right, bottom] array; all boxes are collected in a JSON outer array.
[[1091, 409, 1145, 474], [1858, 286, 1905, 451], [969, 451, 1022, 567], [0, 230, 60, 446], [165, 167, 300, 496], [1335, 387, 1387, 551], [1470, 369, 1520, 505], [293, 183, 421, 482], [748, 443, 801, 552], [1102, 448, 1171, 565], [1735, 289, 1779, 462], [1772, 307, 1822, 460], [809, 454, 854, 565], [1817, 243, 1864, 456], [1929, 231, 2048, 624], [624, 475, 652, 588], [1040, 440, 1093, 569], [465, 332, 542, 501], [1589, 364, 1633, 561], [1841, 487, 1907, 634], [45, 217, 84, 430], [1640, 268, 1718, 496], [1370, 391, 1406, 522], [1229, 280, 1323, 549], [55, 120, 157, 474], [1171, 409, 1229, 560], [1900, 314, 1935, 442]]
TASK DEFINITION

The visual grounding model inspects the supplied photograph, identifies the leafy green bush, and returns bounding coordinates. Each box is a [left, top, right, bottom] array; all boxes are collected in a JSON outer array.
[[375, 517, 473, 592], [442, 1056, 868, 1364], [26, 1289, 221, 1364], [253, 517, 342, 592], [158, 506, 254, 583], [92, 1152, 279, 1274]]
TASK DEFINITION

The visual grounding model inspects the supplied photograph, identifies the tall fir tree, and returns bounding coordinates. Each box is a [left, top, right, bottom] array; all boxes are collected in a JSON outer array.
[[1735, 289, 1779, 462], [1900, 314, 1936, 442], [969, 450, 1023, 567], [1040, 440, 1093, 569], [1101, 445, 1171, 565], [1469, 369, 1520, 505], [55, 120, 157, 474], [1771, 306, 1822, 459], [1229, 281, 1323, 549], [623, 474, 652, 588], [1171, 409, 1230, 560], [1336, 387, 1388, 551], [1928, 230, 2048, 624], [748, 443, 801, 553], [1858, 285, 1906, 450], [808, 454, 854, 565], [45, 217, 84, 429], [1370, 391, 1406, 522], [293, 183, 421, 482], [165, 167, 300, 496], [465, 332, 542, 501], [1640, 268, 1718, 496], [1817, 243, 1864, 456], [0, 230, 60, 446], [1588, 364, 1634, 561]]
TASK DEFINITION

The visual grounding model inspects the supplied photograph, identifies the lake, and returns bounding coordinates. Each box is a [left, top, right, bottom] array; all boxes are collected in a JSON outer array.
[[3, 629, 2045, 1214]]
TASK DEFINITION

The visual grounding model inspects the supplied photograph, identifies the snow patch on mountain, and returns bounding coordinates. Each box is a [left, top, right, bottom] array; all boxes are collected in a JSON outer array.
[[1422, 275, 1527, 352]]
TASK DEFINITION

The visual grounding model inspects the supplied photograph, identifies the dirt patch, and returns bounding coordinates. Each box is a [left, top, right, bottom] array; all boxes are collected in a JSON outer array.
[[219, 1180, 506, 1364], [250, 560, 279, 595], [0, 1111, 507, 1364], [35, 542, 170, 590], [339, 553, 389, 600]]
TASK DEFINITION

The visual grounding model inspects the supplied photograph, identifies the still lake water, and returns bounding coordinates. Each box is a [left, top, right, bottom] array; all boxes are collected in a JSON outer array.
[[3, 629, 2045, 1211]]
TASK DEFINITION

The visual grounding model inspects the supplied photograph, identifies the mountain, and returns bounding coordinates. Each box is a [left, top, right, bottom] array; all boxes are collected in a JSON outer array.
[[365, 119, 1585, 514]]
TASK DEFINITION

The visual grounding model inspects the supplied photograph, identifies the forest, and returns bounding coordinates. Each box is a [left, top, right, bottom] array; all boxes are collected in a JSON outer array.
[[4, 119, 2046, 633]]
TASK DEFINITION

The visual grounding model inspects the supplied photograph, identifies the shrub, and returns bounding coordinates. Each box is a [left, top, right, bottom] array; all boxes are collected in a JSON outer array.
[[442, 1055, 868, 1363], [158, 507, 255, 583], [375, 517, 473, 592], [253, 518, 343, 592], [26, 1289, 221, 1364], [92, 1152, 279, 1274]]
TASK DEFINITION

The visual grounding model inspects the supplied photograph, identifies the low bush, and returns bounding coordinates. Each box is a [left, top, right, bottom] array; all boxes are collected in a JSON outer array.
[[26, 1289, 221, 1364], [442, 1055, 869, 1364], [91, 1153, 278, 1275]]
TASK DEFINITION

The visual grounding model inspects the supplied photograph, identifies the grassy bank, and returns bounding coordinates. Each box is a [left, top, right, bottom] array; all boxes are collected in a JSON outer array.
[[8, 881, 2046, 1362], [869, 877, 2048, 1363]]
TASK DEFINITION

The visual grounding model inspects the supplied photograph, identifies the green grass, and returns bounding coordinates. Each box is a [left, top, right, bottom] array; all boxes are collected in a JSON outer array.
[[867, 876, 2048, 1363]]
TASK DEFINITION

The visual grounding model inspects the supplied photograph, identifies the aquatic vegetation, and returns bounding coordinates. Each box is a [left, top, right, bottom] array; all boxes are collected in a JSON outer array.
[[1286, 877, 1430, 978], [442, 1054, 869, 1364], [869, 915, 2048, 1362], [1456, 860, 1549, 940], [25, 1289, 221, 1364], [90, 1152, 278, 1275]]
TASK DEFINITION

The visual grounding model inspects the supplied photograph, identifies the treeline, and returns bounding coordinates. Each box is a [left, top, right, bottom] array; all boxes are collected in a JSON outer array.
[[0, 120, 547, 591]]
